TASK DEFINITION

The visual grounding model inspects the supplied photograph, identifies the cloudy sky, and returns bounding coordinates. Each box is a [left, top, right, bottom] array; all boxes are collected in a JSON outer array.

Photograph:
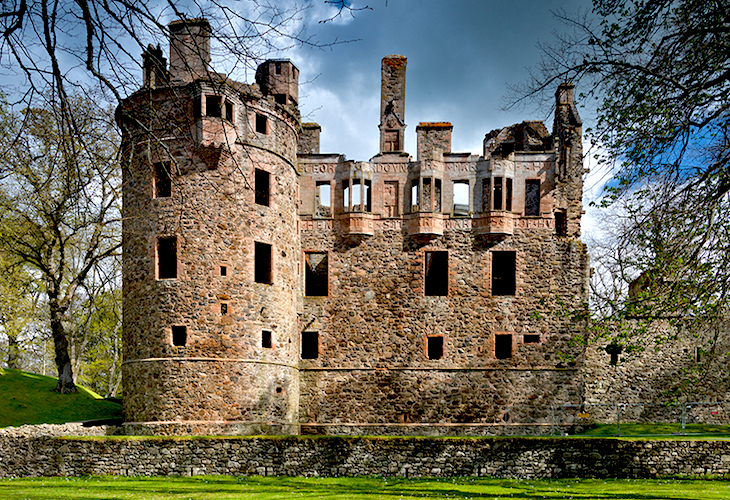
[[276, 0, 594, 163]]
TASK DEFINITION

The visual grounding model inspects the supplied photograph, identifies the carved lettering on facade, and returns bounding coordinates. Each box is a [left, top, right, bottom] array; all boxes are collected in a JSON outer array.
[[301, 163, 338, 174], [300, 219, 334, 231], [446, 162, 477, 172], [371, 163, 408, 173], [446, 218, 472, 230], [376, 219, 402, 231], [517, 218, 554, 229]]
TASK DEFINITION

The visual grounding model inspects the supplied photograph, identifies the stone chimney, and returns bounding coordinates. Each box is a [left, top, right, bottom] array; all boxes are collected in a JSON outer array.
[[142, 44, 167, 88], [379, 55, 407, 153], [168, 18, 211, 83], [299, 123, 321, 154], [416, 122, 452, 161]]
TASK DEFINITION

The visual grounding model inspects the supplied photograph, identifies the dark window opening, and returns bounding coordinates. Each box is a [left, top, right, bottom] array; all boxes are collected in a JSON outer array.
[[492, 251, 516, 296], [254, 242, 272, 284], [262, 331, 272, 349], [525, 179, 541, 216], [225, 101, 233, 121], [172, 326, 187, 347], [255, 169, 270, 206], [606, 344, 623, 365], [425, 251, 448, 296], [495, 334, 512, 359], [301, 331, 318, 359], [427, 336, 443, 360], [305, 252, 328, 296], [481, 178, 490, 212], [157, 236, 177, 280], [434, 179, 442, 212], [255, 113, 268, 134], [524, 334, 540, 344], [154, 162, 171, 198], [316, 181, 331, 217], [275, 62, 282, 74], [206, 95, 221, 117], [506, 178, 513, 211], [453, 180, 469, 216], [274, 94, 286, 105], [493, 177, 503, 210], [555, 210, 567, 236], [220, 265, 227, 277], [220, 303, 228, 315]]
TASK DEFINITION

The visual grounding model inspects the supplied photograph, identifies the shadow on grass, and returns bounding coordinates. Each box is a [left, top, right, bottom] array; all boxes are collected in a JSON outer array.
[[0, 476, 728, 500]]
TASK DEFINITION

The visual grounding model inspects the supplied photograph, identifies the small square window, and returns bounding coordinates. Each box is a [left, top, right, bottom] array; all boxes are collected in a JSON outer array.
[[172, 326, 187, 347], [523, 334, 540, 344], [262, 331, 272, 349], [220, 265, 227, 277], [427, 336, 443, 360], [274, 94, 286, 105], [301, 331, 318, 359], [220, 303, 228, 315]]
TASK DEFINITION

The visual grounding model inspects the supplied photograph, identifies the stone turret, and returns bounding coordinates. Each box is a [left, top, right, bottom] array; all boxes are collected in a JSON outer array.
[[379, 55, 407, 153], [168, 18, 211, 83]]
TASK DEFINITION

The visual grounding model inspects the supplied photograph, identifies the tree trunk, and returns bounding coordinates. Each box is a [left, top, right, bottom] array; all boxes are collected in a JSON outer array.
[[6, 333, 20, 369], [49, 301, 77, 394]]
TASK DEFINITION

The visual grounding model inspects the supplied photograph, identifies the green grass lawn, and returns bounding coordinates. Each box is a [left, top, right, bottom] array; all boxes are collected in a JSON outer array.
[[0, 476, 727, 499], [578, 423, 730, 437], [0, 368, 122, 428]]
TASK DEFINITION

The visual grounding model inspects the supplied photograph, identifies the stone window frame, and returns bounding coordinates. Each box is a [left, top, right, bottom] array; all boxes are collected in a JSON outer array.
[[152, 161, 172, 199], [452, 179, 470, 217], [315, 180, 332, 218], [255, 168, 271, 207], [303, 249, 329, 297], [219, 263, 229, 277], [424, 249, 449, 297], [254, 111, 270, 135], [254, 241, 274, 285], [156, 235, 178, 280], [494, 332, 514, 360], [301, 331, 319, 360], [524, 179, 541, 217], [171, 325, 187, 347], [490, 250, 517, 297], [262, 330, 273, 349], [195, 93, 235, 124], [523, 334, 541, 344], [424, 334, 445, 360]]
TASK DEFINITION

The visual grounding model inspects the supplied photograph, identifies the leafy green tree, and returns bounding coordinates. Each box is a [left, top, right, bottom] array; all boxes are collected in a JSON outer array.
[[0, 95, 120, 393], [515, 0, 730, 321], [0, 257, 39, 369]]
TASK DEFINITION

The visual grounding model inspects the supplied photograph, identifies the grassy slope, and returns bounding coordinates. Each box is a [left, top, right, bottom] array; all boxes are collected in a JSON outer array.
[[0, 368, 121, 428], [0, 477, 729, 500]]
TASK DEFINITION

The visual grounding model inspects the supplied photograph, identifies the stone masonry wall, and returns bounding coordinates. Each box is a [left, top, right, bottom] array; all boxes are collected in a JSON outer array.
[[3, 433, 730, 479]]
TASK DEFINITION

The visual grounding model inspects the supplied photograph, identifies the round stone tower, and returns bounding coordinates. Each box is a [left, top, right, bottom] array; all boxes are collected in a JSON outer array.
[[118, 19, 301, 435]]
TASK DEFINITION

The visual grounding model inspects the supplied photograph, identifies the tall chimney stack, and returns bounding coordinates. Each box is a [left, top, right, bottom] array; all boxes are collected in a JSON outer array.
[[168, 18, 211, 83]]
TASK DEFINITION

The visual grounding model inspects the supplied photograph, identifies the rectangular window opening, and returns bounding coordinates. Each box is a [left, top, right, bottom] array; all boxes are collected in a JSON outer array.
[[305, 252, 328, 296], [492, 251, 516, 296], [425, 251, 448, 296], [224, 101, 233, 122], [555, 210, 567, 237], [422, 178, 432, 211], [275, 62, 282, 74], [427, 336, 443, 360], [301, 331, 319, 359], [495, 334, 513, 359], [274, 94, 286, 105], [506, 178, 513, 212], [262, 331, 272, 349], [157, 236, 177, 280], [172, 326, 187, 347], [493, 177, 503, 210], [220, 265, 227, 277], [434, 179, 441, 212], [254, 242, 272, 284], [525, 179, 541, 216], [255, 113, 268, 134], [481, 178, 490, 212], [154, 162, 172, 198], [206, 95, 222, 118], [523, 334, 540, 344], [453, 180, 469, 216], [411, 179, 419, 212], [255, 168, 270, 206], [220, 303, 229, 315], [316, 181, 331, 217]]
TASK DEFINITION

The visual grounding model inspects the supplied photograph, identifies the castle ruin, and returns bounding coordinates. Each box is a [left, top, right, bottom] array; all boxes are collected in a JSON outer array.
[[118, 19, 590, 435]]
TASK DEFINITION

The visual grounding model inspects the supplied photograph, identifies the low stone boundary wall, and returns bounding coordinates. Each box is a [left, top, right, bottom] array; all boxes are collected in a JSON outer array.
[[2, 434, 730, 479]]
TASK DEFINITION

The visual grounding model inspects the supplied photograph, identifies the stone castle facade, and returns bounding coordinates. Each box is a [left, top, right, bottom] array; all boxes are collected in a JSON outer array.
[[118, 19, 590, 435]]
